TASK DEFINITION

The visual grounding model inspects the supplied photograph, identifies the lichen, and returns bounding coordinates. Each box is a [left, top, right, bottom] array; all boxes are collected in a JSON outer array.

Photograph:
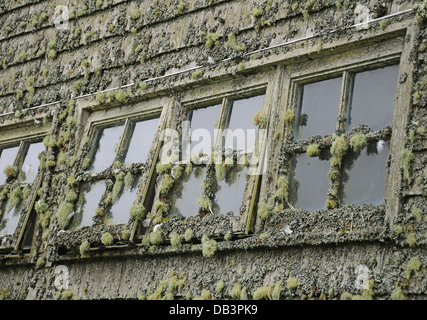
[[306, 144, 321, 157], [331, 135, 348, 159], [130, 204, 145, 221], [101, 232, 114, 246], [350, 134, 367, 153]]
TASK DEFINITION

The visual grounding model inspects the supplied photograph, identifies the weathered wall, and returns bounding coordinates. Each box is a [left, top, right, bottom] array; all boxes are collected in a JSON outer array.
[[0, 0, 426, 300]]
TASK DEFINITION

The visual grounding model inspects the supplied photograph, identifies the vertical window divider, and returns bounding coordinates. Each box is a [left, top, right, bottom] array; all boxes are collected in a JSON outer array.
[[130, 107, 170, 242], [340, 71, 354, 133], [14, 169, 45, 253], [14, 141, 27, 170], [116, 118, 132, 163], [212, 98, 230, 163]]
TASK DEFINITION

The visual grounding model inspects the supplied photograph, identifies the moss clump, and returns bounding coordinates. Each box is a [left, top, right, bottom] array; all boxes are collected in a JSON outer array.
[[253, 110, 268, 129], [194, 289, 211, 300], [191, 69, 203, 80], [251, 7, 263, 17], [272, 281, 282, 300], [175, 1, 186, 14], [201, 235, 217, 258], [306, 144, 321, 157], [3, 165, 18, 179], [284, 109, 295, 126], [184, 228, 193, 242], [96, 91, 106, 104], [121, 228, 130, 241], [401, 149, 414, 182], [225, 32, 246, 51], [112, 172, 126, 203], [48, 49, 57, 60], [130, 204, 145, 221], [79, 240, 90, 257], [405, 257, 422, 279], [160, 174, 175, 195], [231, 282, 242, 299], [253, 285, 272, 300], [205, 33, 220, 48], [115, 89, 130, 103], [390, 287, 407, 300], [61, 289, 74, 300], [58, 201, 74, 229], [216, 280, 225, 293], [350, 134, 367, 153], [331, 135, 348, 159], [6, 187, 23, 213], [274, 175, 288, 203], [170, 232, 184, 249], [130, 9, 141, 20], [150, 227, 164, 245], [286, 277, 299, 290], [197, 196, 212, 213], [101, 232, 114, 246], [258, 201, 272, 220]]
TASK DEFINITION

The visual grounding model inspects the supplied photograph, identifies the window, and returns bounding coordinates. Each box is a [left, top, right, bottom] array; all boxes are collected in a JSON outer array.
[[67, 116, 160, 230], [166, 94, 266, 220], [0, 140, 45, 238], [287, 64, 399, 211]]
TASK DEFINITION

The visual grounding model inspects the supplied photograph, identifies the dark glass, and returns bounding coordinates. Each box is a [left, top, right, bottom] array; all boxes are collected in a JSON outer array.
[[89, 125, 124, 173], [340, 140, 390, 206], [288, 149, 332, 211], [347, 65, 399, 131], [109, 175, 141, 224], [295, 77, 342, 140], [124, 118, 159, 165], [0, 146, 19, 185], [21, 142, 45, 183]]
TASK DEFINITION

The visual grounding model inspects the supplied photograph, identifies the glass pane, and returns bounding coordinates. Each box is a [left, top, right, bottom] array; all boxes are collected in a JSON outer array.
[[340, 140, 390, 206], [171, 166, 207, 218], [124, 118, 159, 165], [288, 150, 332, 211], [69, 181, 106, 229], [226, 95, 265, 154], [348, 65, 399, 131], [89, 125, 124, 173], [213, 165, 248, 216], [0, 203, 22, 237], [0, 146, 19, 185], [296, 77, 342, 140], [189, 104, 222, 158], [109, 175, 141, 224], [21, 142, 45, 183]]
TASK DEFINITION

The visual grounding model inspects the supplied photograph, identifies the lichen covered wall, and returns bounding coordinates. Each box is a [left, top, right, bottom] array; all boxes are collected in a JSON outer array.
[[0, 0, 426, 300]]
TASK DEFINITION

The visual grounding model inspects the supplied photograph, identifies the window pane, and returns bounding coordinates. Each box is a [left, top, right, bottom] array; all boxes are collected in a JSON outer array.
[[295, 77, 342, 140], [288, 150, 332, 211], [21, 142, 45, 183], [69, 181, 106, 229], [226, 95, 265, 153], [339, 140, 390, 206], [0, 146, 19, 185], [213, 165, 248, 216], [0, 203, 22, 237], [347, 65, 399, 131], [109, 175, 141, 224], [89, 125, 124, 173], [124, 118, 159, 166], [188, 104, 222, 158], [171, 166, 207, 218]]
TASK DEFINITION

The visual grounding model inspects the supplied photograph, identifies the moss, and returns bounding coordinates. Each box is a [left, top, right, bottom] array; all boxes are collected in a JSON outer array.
[[96, 0, 104, 8], [274, 175, 288, 203], [405, 257, 421, 279], [253, 285, 272, 300], [6, 187, 23, 213], [121, 228, 130, 241], [194, 289, 211, 300], [156, 162, 174, 174], [16, 90, 24, 100], [79, 240, 90, 257], [197, 196, 212, 213], [201, 234, 217, 258], [184, 228, 194, 242], [65, 191, 78, 202], [19, 51, 28, 61], [253, 110, 268, 129], [150, 227, 164, 245], [225, 32, 246, 51], [0, 288, 11, 300], [406, 232, 417, 247], [286, 277, 299, 290], [115, 89, 130, 103], [61, 289, 74, 300], [176, 1, 186, 14], [36, 257, 45, 268], [3, 165, 18, 179], [401, 149, 415, 182], [153, 200, 169, 217], [170, 232, 184, 249], [272, 281, 282, 300], [130, 204, 145, 221], [66, 175, 76, 187], [258, 201, 272, 220], [390, 287, 407, 300], [48, 49, 57, 60], [160, 174, 175, 195], [331, 135, 348, 159], [284, 109, 295, 126], [58, 201, 74, 229], [216, 280, 225, 293], [101, 232, 114, 246], [112, 172, 126, 202], [306, 144, 321, 157], [191, 69, 203, 80], [231, 282, 241, 298], [130, 9, 141, 20], [350, 134, 367, 153], [205, 33, 220, 48]]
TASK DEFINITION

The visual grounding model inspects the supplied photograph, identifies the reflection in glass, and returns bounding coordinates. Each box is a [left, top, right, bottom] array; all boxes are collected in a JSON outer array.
[[226, 95, 265, 153], [89, 125, 124, 173], [69, 181, 105, 230], [288, 149, 332, 211], [188, 104, 222, 158], [109, 175, 141, 224], [0, 146, 19, 185], [21, 142, 45, 183], [347, 65, 399, 131], [295, 77, 342, 140], [124, 118, 159, 165], [340, 140, 390, 206], [171, 166, 207, 218], [213, 165, 248, 216], [0, 203, 22, 237]]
